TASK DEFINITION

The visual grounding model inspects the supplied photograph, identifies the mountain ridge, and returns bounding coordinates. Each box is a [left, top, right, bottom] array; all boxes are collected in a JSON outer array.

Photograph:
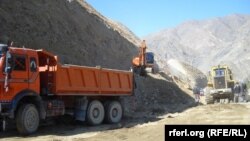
[[145, 14, 250, 80]]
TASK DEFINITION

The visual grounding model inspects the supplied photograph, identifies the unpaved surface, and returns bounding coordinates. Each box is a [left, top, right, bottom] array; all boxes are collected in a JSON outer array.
[[1, 102, 250, 141]]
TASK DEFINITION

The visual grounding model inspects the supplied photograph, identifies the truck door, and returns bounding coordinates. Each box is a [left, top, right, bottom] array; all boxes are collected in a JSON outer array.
[[8, 54, 29, 94], [28, 57, 39, 92]]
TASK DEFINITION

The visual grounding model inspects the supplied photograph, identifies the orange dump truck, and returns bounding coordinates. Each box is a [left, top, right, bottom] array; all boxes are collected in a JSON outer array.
[[0, 44, 134, 135]]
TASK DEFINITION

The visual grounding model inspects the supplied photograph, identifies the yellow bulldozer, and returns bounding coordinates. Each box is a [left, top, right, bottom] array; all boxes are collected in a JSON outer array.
[[205, 65, 235, 104]]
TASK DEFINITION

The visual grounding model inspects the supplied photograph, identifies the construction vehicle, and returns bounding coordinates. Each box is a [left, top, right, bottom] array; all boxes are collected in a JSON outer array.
[[132, 40, 154, 76], [205, 65, 234, 104], [0, 43, 134, 135]]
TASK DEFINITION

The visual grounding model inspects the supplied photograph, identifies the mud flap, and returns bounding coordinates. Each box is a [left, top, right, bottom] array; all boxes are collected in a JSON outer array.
[[74, 98, 88, 121]]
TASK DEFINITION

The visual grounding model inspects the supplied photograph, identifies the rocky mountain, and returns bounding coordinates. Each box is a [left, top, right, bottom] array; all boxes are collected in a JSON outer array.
[[0, 0, 139, 70], [145, 14, 250, 81]]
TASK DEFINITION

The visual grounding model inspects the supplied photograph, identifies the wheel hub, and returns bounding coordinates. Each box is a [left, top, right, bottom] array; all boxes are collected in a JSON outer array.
[[112, 108, 118, 117], [93, 108, 100, 118], [25, 110, 37, 129]]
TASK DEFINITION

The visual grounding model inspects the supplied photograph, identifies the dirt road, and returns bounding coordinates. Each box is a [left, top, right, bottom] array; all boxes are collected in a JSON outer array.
[[1, 102, 250, 141]]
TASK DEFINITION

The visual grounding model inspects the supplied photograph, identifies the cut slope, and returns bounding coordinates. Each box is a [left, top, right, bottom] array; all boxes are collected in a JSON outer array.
[[0, 0, 138, 70]]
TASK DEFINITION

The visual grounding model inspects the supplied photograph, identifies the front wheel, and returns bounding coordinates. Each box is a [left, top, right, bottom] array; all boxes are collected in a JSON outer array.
[[16, 104, 40, 135]]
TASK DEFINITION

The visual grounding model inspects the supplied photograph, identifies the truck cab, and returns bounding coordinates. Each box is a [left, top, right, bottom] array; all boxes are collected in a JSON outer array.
[[0, 44, 42, 115], [0, 44, 47, 135]]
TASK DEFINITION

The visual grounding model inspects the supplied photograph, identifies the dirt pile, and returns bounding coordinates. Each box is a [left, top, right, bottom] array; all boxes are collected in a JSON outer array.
[[122, 73, 196, 118], [0, 0, 138, 70]]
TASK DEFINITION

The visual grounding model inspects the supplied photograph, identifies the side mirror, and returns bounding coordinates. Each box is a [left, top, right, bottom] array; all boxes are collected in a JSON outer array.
[[5, 51, 12, 74]]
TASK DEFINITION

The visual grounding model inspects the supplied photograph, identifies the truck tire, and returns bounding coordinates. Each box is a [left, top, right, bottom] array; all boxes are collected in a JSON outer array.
[[104, 101, 123, 124], [87, 100, 104, 125], [16, 104, 39, 135], [205, 94, 214, 104]]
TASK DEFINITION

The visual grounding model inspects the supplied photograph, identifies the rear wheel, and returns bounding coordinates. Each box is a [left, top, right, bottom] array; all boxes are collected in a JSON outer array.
[[16, 104, 39, 135], [104, 101, 123, 124], [87, 100, 104, 125]]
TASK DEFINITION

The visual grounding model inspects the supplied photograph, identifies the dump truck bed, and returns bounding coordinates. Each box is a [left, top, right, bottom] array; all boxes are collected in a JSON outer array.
[[52, 64, 133, 96]]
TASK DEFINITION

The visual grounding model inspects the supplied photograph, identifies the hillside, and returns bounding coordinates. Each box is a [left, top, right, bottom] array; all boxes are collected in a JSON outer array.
[[146, 14, 250, 80], [166, 59, 207, 88], [0, 0, 139, 70]]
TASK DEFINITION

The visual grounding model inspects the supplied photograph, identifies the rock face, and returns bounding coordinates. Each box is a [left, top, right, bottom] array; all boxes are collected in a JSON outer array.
[[0, 0, 139, 70], [145, 14, 250, 80]]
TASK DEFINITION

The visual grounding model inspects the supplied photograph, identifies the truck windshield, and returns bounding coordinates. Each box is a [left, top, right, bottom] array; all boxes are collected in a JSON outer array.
[[0, 44, 7, 58], [146, 52, 154, 64], [215, 69, 225, 77]]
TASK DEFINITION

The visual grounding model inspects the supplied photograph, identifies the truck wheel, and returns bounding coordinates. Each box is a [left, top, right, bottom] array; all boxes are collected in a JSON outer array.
[[205, 94, 214, 104], [16, 104, 39, 135], [105, 101, 122, 124], [87, 100, 104, 125]]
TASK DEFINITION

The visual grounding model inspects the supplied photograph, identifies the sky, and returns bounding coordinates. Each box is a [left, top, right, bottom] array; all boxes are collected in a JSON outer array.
[[85, 0, 250, 37]]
